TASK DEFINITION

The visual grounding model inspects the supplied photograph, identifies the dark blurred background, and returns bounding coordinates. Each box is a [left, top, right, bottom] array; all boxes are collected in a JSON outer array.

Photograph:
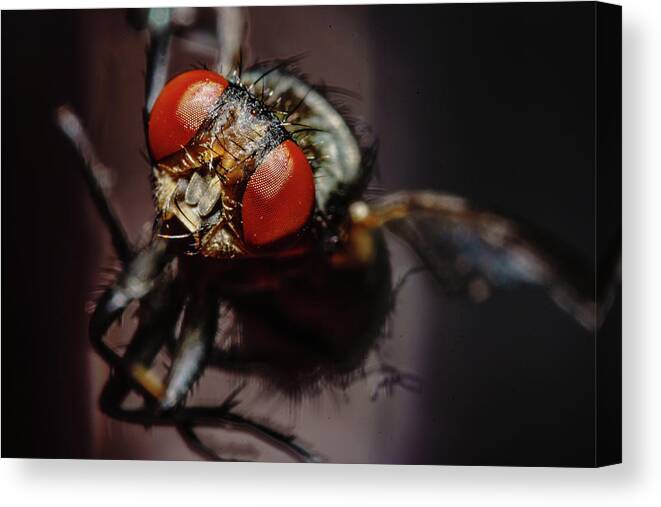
[[2, 4, 620, 465]]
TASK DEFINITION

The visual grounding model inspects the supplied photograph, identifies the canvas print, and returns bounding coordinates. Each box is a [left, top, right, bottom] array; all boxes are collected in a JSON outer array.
[[2, 3, 621, 465]]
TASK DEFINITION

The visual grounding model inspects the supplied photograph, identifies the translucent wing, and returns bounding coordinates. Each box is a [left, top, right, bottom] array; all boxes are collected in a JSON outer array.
[[366, 191, 619, 331]]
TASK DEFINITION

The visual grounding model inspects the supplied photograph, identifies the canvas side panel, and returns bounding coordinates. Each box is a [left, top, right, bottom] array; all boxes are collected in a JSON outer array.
[[595, 1, 622, 467]]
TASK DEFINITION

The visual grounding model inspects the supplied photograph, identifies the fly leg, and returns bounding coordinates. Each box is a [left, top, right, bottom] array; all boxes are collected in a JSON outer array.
[[98, 273, 185, 414], [56, 106, 132, 263], [173, 384, 247, 462], [144, 8, 174, 114], [97, 314, 321, 463], [90, 243, 180, 408], [56, 105, 177, 394], [100, 375, 319, 462], [99, 380, 243, 461], [89, 238, 173, 371], [362, 363, 422, 402], [159, 286, 221, 411], [155, 292, 319, 462], [175, 423, 239, 461], [212, 408, 320, 463], [214, 7, 246, 77]]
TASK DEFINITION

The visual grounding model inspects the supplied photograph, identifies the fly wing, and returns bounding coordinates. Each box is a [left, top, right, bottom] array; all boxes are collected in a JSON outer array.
[[368, 191, 618, 331]]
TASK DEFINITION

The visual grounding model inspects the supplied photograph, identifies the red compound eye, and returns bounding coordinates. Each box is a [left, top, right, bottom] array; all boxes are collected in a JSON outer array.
[[148, 70, 228, 161], [242, 140, 315, 247]]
